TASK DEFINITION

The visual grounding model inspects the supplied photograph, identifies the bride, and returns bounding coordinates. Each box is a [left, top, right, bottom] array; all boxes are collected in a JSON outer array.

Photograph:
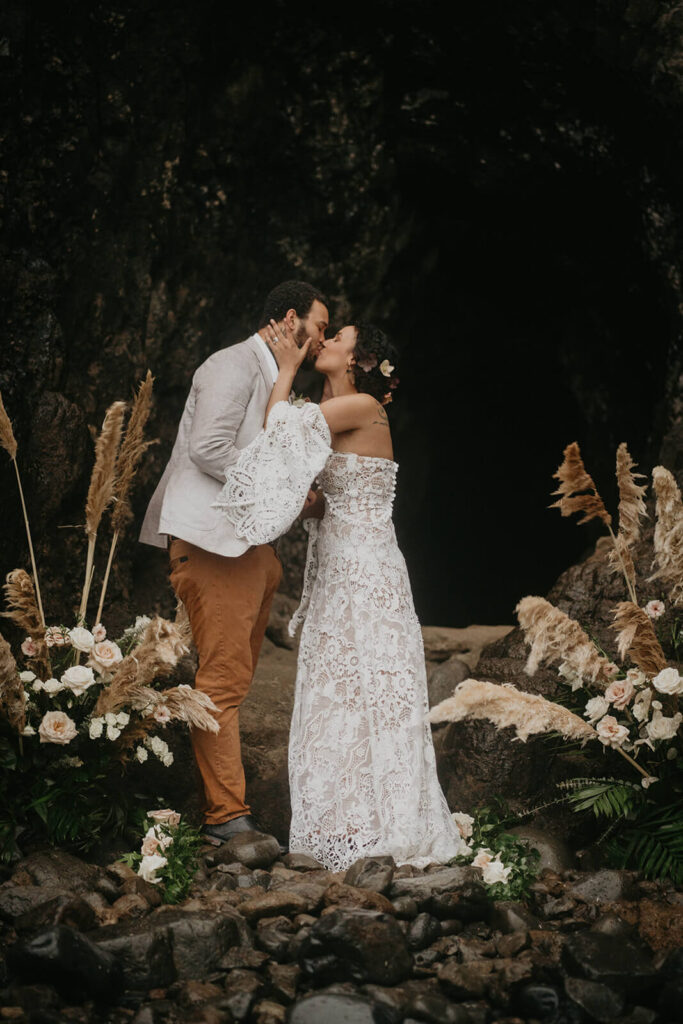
[[213, 317, 469, 871]]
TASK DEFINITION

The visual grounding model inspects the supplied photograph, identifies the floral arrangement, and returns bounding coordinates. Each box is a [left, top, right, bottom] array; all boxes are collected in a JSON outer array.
[[0, 377, 217, 859], [451, 807, 540, 900], [121, 808, 203, 904], [432, 442, 683, 882]]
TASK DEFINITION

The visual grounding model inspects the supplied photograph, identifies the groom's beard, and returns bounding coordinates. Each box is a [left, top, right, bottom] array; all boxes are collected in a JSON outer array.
[[295, 323, 320, 364]]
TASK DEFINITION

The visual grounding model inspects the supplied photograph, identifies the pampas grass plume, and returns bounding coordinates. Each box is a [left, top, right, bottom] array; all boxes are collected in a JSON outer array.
[[112, 371, 155, 533], [550, 442, 612, 527], [611, 601, 667, 676], [516, 595, 618, 686], [429, 678, 596, 744], [0, 392, 17, 460], [649, 466, 683, 607], [85, 401, 127, 540], [2, 569, 44, 639], [0, 630, 26, 734]]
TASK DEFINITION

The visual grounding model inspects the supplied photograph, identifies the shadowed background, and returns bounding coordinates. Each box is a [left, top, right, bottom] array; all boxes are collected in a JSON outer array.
[[1, 0, 682, 633]]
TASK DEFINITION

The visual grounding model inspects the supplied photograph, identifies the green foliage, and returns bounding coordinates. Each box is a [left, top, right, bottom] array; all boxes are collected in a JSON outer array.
[[122, 816, 203, 904], [605, 804, 683, 884], [450, 801, 541, 902], [558, 776, 645, 818]]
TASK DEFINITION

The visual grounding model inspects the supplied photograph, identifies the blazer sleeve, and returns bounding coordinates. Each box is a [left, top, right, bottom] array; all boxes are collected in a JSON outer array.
[[188, 352, 255, 482]]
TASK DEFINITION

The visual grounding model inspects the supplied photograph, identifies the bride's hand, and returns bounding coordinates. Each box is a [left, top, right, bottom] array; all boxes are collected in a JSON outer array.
[[265, 318, 311, 376]]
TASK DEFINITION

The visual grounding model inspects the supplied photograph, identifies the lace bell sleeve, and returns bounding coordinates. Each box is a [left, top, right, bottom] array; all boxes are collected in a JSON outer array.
[[211, 400, 331, 545]]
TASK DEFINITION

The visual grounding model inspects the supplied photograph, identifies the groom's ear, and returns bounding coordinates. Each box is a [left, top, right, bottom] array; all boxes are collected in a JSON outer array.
[[284, 307, 298, 330]]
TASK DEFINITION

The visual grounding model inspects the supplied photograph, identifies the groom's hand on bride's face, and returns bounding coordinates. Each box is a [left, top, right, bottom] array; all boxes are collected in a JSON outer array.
[[265, 318, 312, 375]]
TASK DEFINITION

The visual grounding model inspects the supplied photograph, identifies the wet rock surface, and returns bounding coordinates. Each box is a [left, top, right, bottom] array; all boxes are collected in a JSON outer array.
[[0, 849, 680, 1022]]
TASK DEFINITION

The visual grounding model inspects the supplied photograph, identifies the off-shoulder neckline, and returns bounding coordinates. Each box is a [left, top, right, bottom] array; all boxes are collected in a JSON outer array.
[[329, 451, 397, 467]]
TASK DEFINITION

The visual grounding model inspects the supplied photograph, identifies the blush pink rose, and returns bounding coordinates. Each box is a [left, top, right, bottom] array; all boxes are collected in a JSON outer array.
[[89, 641, 123, 674], [92, 623, 107, 642], [141, 835, 161, 856], [147, 809, 181, 827], [21, 637, 39, 658], [605, 677, 635, 711], [38, 711, 78, 745]]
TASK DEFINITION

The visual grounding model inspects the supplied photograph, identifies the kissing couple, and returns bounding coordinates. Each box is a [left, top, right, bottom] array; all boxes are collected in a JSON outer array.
[[140, 281, 469, 870]]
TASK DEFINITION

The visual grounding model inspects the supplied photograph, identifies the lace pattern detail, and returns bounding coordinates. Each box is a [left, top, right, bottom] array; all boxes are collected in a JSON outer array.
[[212, 401, 331, 544], [289, 452, 469, 871]]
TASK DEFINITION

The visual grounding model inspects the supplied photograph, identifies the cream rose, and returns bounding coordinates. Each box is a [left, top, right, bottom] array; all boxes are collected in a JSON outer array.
[[42, 677, 64, 696], [626, 668, 648, 689], [92, 623, 107, 642], [652, 667, 683, 697], [135, 745, 148, 763], [45, 626, 71, 648], [595, 715, 630, 748], [481, 857, 512, 885], [452, 812, 475, 841], [106, 725, 121, 741], [69, 627, 94, 652], [38, 710, 78, 745], [21, 637, 39, 658], [633, 689, 652, 723], [584, 696, 609, 723], [89, 717, 104, 739], [646, 710, 682, 743], [471, 848, 493, 869], [89, 640, 123, 674], [137, 853, 167, 884], [61, 665, 96, 695], [605, 677, 635, 711], [20, 670, 36, 683], [147, 809, 181, 827]]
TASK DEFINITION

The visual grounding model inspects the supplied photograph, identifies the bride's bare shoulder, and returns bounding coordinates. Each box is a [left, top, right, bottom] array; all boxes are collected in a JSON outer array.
[[319, 393, 378, 431]]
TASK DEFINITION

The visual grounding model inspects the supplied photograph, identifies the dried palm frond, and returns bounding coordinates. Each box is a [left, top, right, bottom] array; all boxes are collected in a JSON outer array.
[[516, 595, 618, 686], [79, 401, 126, 622], [429, 678, 597, 744], [649, 466, 683, 607], [2, 570, 45, 640], [0, 630, 26, 734], [550, 442, 612, 527], [0, 391, 17, 460], [93, 617, 189, 716], [611, 601, 667, 677], [112, 372, 155, 533]]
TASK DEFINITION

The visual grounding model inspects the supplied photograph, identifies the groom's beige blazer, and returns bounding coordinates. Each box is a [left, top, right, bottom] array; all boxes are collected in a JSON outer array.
[[139, 334, 276, 557]]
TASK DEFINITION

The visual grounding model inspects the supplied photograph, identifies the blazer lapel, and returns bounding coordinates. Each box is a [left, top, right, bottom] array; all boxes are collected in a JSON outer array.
[[246, 334, 276, 392]]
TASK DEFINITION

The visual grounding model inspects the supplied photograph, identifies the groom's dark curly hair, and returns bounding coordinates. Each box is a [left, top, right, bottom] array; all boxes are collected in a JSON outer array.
[[351, 322, 400, 403], [258, 281, 328, 328]]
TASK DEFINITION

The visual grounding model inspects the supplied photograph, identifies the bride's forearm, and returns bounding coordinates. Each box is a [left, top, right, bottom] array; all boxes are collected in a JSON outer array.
[[265, 370, 296, 425]]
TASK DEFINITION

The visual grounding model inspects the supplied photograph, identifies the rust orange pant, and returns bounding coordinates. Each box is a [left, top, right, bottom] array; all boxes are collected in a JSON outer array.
[[169, 538, 281, 824]]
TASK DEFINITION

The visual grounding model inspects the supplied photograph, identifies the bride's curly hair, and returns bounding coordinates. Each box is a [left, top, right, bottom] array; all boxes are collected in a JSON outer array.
[[350, 322, 400, 403]]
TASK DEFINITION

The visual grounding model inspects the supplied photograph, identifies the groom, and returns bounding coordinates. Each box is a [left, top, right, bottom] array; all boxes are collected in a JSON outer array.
[[140, 281, 329, 845]]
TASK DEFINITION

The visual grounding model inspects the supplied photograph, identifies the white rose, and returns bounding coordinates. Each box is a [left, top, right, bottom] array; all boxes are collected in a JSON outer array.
[[595, 715, 630, 748], [106, 725, 121, 741], [471, 848, 493, 869], [644, 600, 665, 620], [38, 710, 78, 745], [137, 853, 167, 884], [31, 679, 43, 692], [92, 623, 107, 642], [626, 668, 648, 689], [105, 712, 118, 726], [646, 710, 682, 743], [21, 724, 36, 736], [89, 717, 104, 739], [145, 825, 173, 848], [452, 812, 475, 840], [89, 641, 123, 674], [116, 712, 130, 727], [652, 668, 683, 697], [147, 809, 181, 826], [135, 745, 148, 763], [69, 627, 94, 652], [633, 689, 652, 723], [584, 696, 609, 724], [558, 662, 584, 691], [61, 665, 96, 695], [481, 857, 512, 885], [605, 677, 635, 710], [20, 670, 36, 683], [42, 678, 64, 696]]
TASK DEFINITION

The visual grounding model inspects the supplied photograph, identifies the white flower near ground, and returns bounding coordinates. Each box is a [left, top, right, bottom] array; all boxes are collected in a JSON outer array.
[[481, 857, 513, 885], [153, 705, 171, 725], [38, 711, 78, 745], [652, 667, 683, 697], [106, 725, 121, 741], [595, 715, 630, 748], [89, 717, 105, 739], [471, 848, 493, 869], [89, 640, 123, 674], [42, 678, 64, 696], [92, 623, 107, 642], [116, 712, 130, 727], [632, 689, 652, 723], [21, 637, 39, 658], [451, 812, 475, 841], [137, 853, 167, 884], [20, 671, 36, 683], [604, 677, 635, 710], [558, 661, 584, 691], [645, 710, 683, 744], [643, 600, 665, 620], [69, 627, 94, 652], [135, 746, 148, 763], [584, 696, 609, 724], [147, 809, 181, 826], [21, 724, 36, 736], [61, 665, 96, 695]]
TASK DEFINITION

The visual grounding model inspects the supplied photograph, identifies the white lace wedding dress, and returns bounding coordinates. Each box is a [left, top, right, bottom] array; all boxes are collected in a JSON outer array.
[[214, 401, 469, 871]]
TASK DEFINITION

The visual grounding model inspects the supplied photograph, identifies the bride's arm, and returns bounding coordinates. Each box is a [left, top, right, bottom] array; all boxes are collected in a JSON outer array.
[[263, 319, 311, 424]]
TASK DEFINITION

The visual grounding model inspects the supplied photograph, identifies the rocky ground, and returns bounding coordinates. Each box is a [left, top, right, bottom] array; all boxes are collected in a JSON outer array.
[[1, 838, 682, 1024]]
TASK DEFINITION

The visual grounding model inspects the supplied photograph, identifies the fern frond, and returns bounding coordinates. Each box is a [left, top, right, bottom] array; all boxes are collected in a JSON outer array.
[[607, 805, 683, 883]]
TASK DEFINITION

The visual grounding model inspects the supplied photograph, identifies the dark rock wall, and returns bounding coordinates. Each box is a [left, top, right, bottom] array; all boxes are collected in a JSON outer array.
[[1, 1, 682, 632]]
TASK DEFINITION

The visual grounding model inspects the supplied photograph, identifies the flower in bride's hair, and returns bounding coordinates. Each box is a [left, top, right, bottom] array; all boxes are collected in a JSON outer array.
[[357, 353, 378, 373], [379, 359, 394, 377]]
